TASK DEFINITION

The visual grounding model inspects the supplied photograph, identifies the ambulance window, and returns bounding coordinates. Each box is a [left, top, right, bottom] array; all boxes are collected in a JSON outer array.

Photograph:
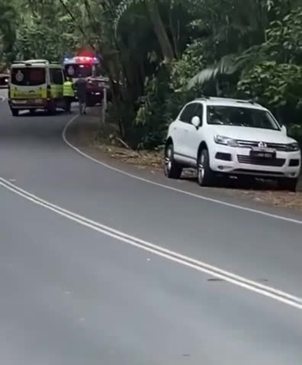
[[51, 69, 64, 85], [11, 68, 45, 86]]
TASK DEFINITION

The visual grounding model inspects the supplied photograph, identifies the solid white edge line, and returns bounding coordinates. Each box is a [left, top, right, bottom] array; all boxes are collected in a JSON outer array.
[[2, 176, 301, 302], [1, 177, 302, 310], [62, 116, 302, 225]]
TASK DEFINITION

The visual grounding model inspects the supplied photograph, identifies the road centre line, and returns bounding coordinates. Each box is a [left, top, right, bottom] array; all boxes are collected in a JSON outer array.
[[62, 116, 302, 225], [1, 177, 302, 310]]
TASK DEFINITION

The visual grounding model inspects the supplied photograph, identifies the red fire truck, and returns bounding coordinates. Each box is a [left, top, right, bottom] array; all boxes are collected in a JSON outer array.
[[63, 55, 108, 106]]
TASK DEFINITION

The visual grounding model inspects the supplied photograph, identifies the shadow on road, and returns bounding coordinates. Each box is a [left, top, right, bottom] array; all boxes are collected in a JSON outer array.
[[20, 110, 66, 117], [181, 169, 302, 192]]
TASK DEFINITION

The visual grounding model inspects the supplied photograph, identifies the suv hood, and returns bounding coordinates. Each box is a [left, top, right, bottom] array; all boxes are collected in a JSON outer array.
[[209, 126, 296, 144]]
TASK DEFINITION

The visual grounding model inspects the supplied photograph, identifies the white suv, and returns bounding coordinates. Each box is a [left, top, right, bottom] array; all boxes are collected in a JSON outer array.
[[164, 97, 301, 191]]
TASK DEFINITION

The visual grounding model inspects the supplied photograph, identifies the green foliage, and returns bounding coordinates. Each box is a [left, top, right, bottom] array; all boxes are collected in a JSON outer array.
[[133, 63, 198, 149], [12, 0, 85, 61], [1, 0, 302, 149], [170, 40, 206, 90], [133, 67, 171, 149], [15, 21, 75, 61], [126, 0, 302, 148], [237, 6, 302, 113], [288, 124, 302, 148], [238, 62, 302, 108], [0, 1, 18, 63], [264, 6, 302, 63]]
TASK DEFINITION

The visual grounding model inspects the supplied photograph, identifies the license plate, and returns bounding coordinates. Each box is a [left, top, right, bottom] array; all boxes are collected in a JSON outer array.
[[250, 148, 276, 159]]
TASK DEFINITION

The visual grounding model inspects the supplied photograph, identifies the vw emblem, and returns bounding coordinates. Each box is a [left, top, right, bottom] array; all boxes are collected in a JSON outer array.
[[258, 141, 267, 148]]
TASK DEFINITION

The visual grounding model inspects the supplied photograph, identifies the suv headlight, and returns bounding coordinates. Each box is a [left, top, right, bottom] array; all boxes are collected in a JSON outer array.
[[285, 143, 300, 152], [214, 135, 238, 147]]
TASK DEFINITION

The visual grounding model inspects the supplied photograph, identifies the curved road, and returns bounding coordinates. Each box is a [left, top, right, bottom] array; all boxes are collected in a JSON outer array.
[[1, 90, 302, 365]]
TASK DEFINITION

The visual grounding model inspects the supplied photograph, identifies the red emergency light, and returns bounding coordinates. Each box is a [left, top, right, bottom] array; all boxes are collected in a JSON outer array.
[[74, 56, 90, 63], [72, 56, 98, 64]]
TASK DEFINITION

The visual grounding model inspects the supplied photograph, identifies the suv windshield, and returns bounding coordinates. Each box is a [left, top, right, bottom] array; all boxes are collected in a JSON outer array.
[[11, 67, 46, 86], [207, 105, 280, 130]]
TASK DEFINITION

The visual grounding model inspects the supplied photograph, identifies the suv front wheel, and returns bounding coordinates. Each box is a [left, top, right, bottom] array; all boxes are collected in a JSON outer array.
[[197, 149, 216, 187], [164, 144, 182, 179]]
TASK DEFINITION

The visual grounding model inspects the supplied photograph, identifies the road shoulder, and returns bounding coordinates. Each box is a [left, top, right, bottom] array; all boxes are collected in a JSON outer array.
[[65, 110, 302, 215]]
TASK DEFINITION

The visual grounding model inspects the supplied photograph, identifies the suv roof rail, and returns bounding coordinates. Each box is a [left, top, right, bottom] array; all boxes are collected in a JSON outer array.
[[195, 96, 262, 107], [247, 98, 258, 104], [196, 95, 210, 100], [236, 98, 260, 106]]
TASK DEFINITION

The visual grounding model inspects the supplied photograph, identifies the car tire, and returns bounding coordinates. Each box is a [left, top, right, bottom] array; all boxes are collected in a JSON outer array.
[[164, 144, 182, 179], [197, 149, 216, 187], [278, 178, 298, 192], [29, 109, 36, 115], [11, 108, 19, 117]]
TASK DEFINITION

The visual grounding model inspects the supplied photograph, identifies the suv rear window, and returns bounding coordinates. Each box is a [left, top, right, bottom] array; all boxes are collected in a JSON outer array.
[[11, 68, 46, 86]]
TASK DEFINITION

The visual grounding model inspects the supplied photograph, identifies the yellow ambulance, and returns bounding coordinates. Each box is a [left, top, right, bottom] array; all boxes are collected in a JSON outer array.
[[8, 59, 65, 116]]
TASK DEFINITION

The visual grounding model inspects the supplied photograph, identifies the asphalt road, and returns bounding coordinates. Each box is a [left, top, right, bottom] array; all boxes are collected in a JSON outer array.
[[1, 90, 302, 364]]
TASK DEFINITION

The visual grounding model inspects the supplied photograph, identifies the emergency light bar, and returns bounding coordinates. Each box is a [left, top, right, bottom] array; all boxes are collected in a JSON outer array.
[[63, 56, 99, 65]]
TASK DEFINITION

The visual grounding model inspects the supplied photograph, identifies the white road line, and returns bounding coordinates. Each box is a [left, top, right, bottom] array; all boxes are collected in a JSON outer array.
[[62, 116, 302, 225], [1, 177, 302, 310]]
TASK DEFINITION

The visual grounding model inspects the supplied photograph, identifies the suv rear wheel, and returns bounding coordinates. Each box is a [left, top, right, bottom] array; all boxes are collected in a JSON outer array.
[[164, 144, 182, 179], [197, 149, 216, 187]]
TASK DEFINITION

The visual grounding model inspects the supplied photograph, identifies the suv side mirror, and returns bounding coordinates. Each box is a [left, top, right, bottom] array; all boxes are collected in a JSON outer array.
[[191, 116, 201, 129], [281, 125, 287, 135]]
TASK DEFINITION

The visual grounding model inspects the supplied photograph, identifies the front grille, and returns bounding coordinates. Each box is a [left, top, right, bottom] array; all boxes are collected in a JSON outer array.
[[236, 140, 289, 152], [266, 143, 289, 151], [236, 140, 258, 148], [237, 155, 285, 167]]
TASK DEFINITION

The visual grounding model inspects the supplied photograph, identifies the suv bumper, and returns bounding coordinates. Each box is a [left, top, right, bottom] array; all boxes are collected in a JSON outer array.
[[210, 146, 301, 178]]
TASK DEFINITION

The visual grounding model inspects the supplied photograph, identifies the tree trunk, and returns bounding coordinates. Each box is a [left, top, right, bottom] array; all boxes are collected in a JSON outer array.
[[169, 10, 180, 58], [145, 0, 175, 61]]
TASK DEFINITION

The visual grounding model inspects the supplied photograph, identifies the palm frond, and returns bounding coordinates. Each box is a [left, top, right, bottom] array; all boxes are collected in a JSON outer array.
[[187, 54, 237, 89]]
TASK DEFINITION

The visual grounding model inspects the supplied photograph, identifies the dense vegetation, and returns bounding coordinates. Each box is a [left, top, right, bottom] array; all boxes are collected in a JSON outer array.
[[1, 0, 301, 148]]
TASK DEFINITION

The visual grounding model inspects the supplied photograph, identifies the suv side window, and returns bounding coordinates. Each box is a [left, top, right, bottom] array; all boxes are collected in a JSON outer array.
[[179, 103, 197, 123], [193, 103, 204, 126]]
